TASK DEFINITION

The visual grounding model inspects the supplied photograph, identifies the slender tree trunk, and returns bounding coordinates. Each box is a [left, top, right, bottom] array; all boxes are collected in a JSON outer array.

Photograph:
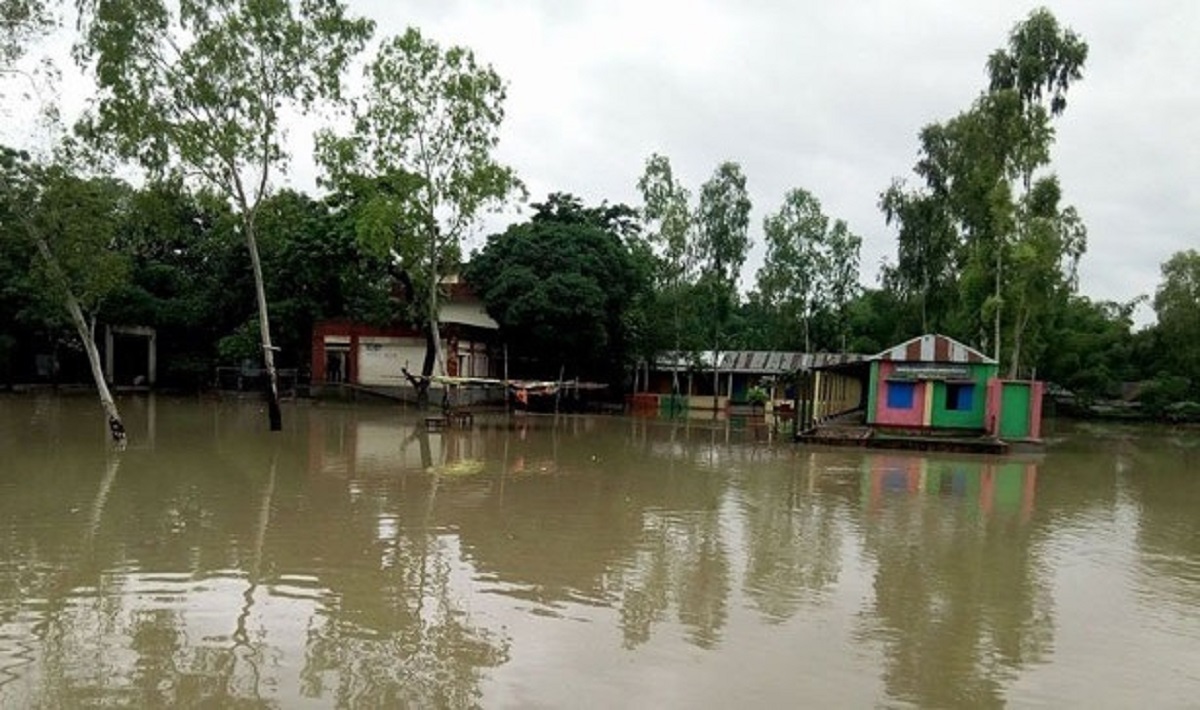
[[35, 237, 125, 442], [67, 294, 126, 442], [425, 213, 446, 396], [671, 282, 682, 401], [921, 270, 929, 333], [1009, 302, 1030, 379], [993, 247, 1002, 365], [1009, 327, 1023, 379], [416, 327, 436, 407], [712, 320, 720, 419], [243, 221, 282, 431]]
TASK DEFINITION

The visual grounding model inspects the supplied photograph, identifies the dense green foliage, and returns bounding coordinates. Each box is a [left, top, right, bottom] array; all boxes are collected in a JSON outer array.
[[0, 0, 52, 68], [756, 188, 862, 352], [0, 5, 1194, 418], [464, 194, 645, 384]]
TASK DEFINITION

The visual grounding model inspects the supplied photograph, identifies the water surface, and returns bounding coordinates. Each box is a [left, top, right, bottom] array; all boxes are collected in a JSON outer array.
[[1, 395, 1198, 708]]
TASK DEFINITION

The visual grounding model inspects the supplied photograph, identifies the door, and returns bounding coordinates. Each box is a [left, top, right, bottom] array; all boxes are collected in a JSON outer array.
[[999, 383, 1031, 439]]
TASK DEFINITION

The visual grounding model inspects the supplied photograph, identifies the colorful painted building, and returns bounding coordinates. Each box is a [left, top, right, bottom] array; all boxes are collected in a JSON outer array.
[[864, 334, 1043, 442]]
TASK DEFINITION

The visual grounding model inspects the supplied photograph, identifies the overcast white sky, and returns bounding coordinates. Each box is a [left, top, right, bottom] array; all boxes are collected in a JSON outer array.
[[334, 0, 1197, 326], [8, 1, 1197, 325]]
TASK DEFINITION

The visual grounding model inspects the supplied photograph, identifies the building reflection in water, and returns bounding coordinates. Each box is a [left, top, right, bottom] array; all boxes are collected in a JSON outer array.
[[861, 454, 1038, 522], [852, 451, 1052, 709]]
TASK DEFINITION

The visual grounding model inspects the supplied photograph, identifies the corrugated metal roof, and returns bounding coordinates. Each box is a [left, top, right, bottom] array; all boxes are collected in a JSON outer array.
[[651, 351, 866, 374], [872, 334, 996, 364]]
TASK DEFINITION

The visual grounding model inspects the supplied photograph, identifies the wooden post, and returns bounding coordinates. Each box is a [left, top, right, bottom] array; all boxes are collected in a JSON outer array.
[[555, 364, 565, 415]]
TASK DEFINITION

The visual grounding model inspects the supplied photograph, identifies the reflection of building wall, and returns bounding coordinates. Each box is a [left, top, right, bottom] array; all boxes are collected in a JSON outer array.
[[304, 414, 505, 477], [862, 455, 1037, 521]]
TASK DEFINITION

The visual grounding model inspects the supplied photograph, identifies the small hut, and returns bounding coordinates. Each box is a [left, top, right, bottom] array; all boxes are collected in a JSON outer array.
[[865, 334, 1043, 441], [800, 334, 1044, 451]]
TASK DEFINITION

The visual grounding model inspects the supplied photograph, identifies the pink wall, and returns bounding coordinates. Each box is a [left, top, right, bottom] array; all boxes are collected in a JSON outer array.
[[985, 378, 1002, 436], [873, 361, 927, 427], [1029, 381, 1045, 439]]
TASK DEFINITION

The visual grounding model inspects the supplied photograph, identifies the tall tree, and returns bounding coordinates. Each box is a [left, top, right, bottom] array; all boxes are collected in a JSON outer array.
[[987, 8, 1088, 376], [696, 161, 751, 404], [881, 8, 1088, 376], [464, 193, 643, 384], [1, 145, 130, 440], [74, 0, 374, 430], [757, 189, 824, 353], [1153, 249, 1200, 395], [757, 188, 861, 353], [316, 27, 521, 402], [879, 177, 957, 333], [825, 218, 863, 350], [636, 153, 695, 394]]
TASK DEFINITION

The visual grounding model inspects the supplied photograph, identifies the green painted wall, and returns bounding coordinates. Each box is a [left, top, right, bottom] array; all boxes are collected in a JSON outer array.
[[929, 362, 997, 430], [1000, 383, 1032, 438]]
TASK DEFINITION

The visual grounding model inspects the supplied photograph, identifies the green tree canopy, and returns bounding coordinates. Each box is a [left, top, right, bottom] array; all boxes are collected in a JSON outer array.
[[756, 187, 861, 352], [1, 0, 53, 69], [1, 144, 132, 438], [881, 7, 1088, 376], [74, 0, 374, 430], [1153, 249, 1200, 396], [464, 193, 645, 384], [316, 26, 522, 390]]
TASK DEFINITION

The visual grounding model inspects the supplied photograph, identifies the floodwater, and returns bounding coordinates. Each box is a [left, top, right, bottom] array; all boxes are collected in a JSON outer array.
[[1, 396, 1198, 709]]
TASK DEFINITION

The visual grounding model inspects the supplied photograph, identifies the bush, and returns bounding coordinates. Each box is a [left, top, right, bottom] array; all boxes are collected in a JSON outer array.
[[1137, 374, 1193, 417]]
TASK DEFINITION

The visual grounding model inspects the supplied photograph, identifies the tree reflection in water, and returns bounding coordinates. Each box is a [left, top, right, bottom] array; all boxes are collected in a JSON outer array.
[[0, 404, 513, 707], [735, 450, 853, 622]]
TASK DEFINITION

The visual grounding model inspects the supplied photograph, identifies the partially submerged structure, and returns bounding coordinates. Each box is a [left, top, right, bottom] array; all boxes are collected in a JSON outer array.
[[310, 281, 500, 400], [631, 350, 864, 414], [798, 334, 1044, 453]]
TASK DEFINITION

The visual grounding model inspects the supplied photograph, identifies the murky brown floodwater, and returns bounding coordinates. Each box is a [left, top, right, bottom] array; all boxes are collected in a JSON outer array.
[[1, 395, 1198, 708]]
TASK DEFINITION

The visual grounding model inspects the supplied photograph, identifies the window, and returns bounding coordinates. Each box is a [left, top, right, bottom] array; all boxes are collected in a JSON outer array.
[[945, 383, 974, 411], [886, 381, 916, 409]]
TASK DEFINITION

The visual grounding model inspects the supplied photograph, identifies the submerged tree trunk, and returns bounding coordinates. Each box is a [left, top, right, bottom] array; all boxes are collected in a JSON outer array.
[[712, 333, 720, 419], [244, 222, 282, 431], [423, 210, 445, 410], [417, 327, 437, 408], [427, 223, 445, 376], [68, 296, 126, 442], [36, 238, 125, 442]]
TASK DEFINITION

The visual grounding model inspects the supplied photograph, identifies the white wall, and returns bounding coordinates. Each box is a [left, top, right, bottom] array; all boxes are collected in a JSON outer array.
[[357, 336, 426, 387]]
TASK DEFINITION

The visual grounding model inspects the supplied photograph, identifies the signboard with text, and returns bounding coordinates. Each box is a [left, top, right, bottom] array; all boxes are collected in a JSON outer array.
[[889, 363, 973, 381]]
